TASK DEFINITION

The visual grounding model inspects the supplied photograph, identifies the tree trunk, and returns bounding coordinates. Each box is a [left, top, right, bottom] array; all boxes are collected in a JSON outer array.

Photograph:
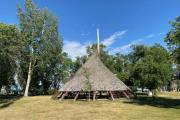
[[24, 60, 32, 97]]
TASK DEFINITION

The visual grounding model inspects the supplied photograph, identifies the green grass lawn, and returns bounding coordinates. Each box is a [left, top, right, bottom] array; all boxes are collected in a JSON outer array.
[[0, 92, 180, 120]]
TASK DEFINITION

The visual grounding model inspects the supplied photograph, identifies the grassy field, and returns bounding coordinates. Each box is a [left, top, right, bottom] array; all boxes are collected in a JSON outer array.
[[0, 92, 180, 120]]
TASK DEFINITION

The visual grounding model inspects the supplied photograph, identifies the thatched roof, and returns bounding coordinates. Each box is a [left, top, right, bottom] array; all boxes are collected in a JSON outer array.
[[60, 53, 130, 92]]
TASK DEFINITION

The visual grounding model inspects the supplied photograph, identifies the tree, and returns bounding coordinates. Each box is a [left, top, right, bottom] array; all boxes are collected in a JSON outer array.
[[129, 45, 149, 89], [129, 44, 172, 92], [165, 16, 180, 80], [50, 52, 73, 92], [17, 0, 63, 96], [72, 55, 87, 74], [114, 54, 132, 86], [87, 44, 106, 56], [0, 23, 23, 93]]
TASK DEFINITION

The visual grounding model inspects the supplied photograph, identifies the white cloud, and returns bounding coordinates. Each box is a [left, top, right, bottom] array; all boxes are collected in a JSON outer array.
[[63, 30, 127, 60], [110, 39, 141, 54], [102, 30, 127, 47], [63, 40, 88, 60], [64, 31, 165, 59], [110, 32, 163, 54]]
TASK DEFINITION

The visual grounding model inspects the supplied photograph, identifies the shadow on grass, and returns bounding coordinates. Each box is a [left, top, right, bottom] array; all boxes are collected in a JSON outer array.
[[124, 96, 180, 109], [0, 95, 22, 109]]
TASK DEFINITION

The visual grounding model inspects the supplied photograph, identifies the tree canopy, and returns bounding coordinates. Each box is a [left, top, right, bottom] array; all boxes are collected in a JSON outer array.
[[17, 0, 68, 96], [0, 23, 23, 93], [165, 16, 180, 80], [129, 44, 172, 90]]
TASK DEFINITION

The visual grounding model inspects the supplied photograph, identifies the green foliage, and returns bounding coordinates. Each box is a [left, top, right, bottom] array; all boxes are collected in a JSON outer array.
[[165, 16, 180, 80], [0, 23, 23, 93], [17, 0, 67, 95], [87, 44, 107, 56], [130, 44, 172, 90], [72, 55, 87, 74], [165, 16, 180, 50]]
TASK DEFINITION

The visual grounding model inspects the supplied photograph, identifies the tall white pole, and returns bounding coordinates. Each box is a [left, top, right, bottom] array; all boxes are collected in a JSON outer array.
[[97, 28, 100, 55]]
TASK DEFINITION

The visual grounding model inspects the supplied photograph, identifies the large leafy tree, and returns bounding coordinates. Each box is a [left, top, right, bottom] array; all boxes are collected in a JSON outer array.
[[0, 23, 23, 93], [165, 16, 180, 80], [113, 54, 132, 85], [129, 44, 172, 91], [17, 0, 63, 96], [128, 45, 149, 88]]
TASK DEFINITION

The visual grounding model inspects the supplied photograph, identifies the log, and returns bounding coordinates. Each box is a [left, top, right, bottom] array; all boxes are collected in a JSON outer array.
[[109, 91, 115, 101], [57, 92, 63, 98], [74, 92, 80, 101], [60, 91, 68, 101], [122, 91, 130, 99], [128, 90, 137, 98]]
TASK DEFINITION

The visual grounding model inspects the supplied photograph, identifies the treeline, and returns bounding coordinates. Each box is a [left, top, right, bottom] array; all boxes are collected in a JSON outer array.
[[80, 44, 172, 91], [0, 0, 179, 96]]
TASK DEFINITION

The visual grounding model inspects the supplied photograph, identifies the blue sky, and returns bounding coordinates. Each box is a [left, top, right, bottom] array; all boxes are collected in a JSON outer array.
[[0, 0, 180, 59]]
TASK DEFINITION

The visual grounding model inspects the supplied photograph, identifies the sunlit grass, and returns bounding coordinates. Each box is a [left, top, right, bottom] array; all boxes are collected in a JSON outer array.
[[157, 92, 180, 98], [0, 92, 180, 120]]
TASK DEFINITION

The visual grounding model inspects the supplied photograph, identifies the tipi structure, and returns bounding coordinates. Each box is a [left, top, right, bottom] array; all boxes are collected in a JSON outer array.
[[54, 29, 134, 101]]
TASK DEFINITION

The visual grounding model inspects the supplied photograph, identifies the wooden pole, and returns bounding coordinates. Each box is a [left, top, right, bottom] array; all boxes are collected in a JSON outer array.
[[74, 92, 80, 101], [122, 91, 130, 99], [93, 91, 96, 101], [109, 91, 115, 101], [97, 28, 100, 55], [128, 89, 137, 98], [60, 91, 68, 101], [57, 92, 63, 98], [88, 91, 91, 101]]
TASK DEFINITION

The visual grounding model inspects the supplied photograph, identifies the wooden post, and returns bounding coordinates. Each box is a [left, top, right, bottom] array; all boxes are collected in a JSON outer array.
[[74, 92, 80, 101], [128, 89, 137, 98], [93, 91, 96, 101], [57, 92, 63, 98], [60, 91, 68, 101], [122, 91, 130, 99], [109, 91, 115, 101]]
